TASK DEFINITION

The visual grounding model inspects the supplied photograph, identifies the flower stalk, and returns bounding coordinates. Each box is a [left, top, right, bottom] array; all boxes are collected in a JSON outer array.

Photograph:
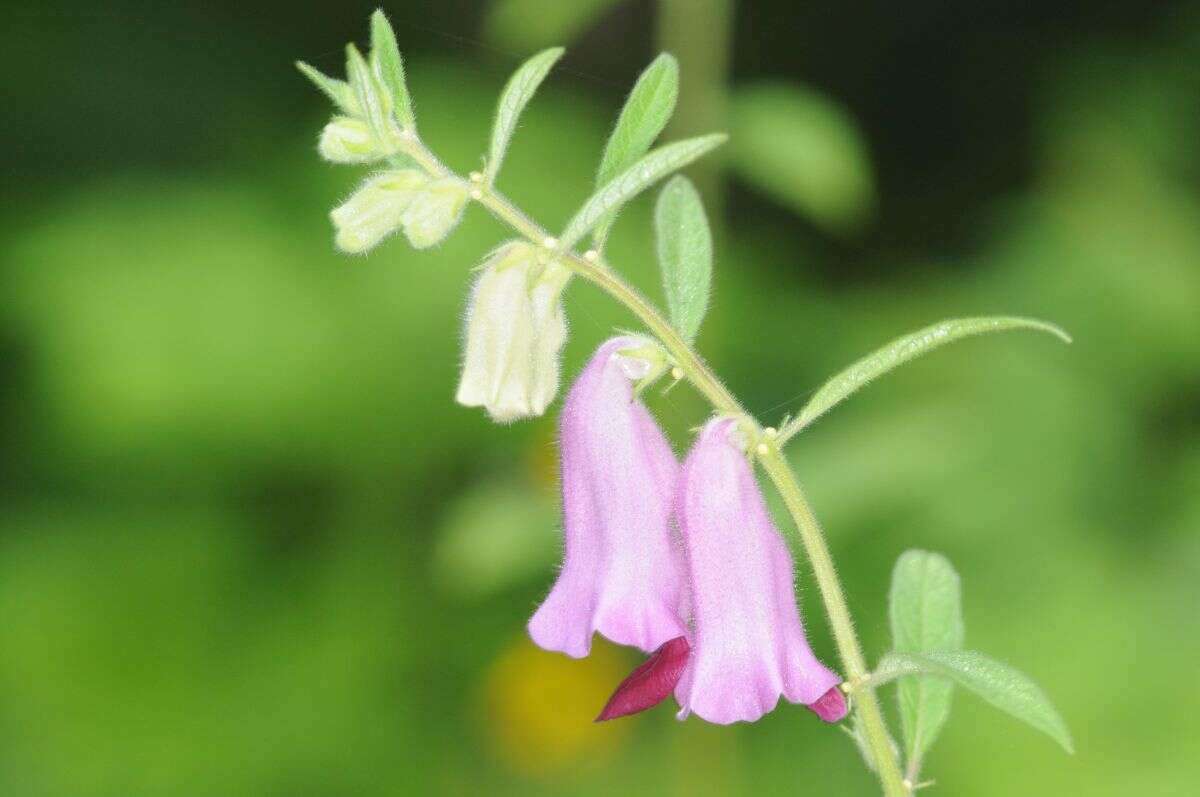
[[394, 132, 910, 796]]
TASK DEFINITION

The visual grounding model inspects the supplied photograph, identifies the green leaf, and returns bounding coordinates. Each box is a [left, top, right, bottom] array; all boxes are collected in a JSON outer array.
[[370, 9, 415, 130], [345, 43, 392, 145], [729, 81, 875, 234], [486, 47, 565, 184], [597, 54, 680, 187], [295, 61, 359, 115], [654, 176, 712, 342], [788, 316, 1072, 435], [593, 54, 679, 247], [485, 0, 621, 51], [876, 651, 1074, 755], [560, 133, 725, 251], [890, 550, 964, 768]]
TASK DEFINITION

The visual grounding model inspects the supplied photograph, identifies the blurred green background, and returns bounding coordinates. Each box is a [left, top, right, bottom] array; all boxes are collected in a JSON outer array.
[[2, 0, 1198, 794]]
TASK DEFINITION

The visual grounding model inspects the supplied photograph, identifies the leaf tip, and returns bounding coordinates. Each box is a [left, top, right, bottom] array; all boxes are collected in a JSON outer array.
[[537, 46, 567, 72], [702, 132, 731, 151], [369, 7, 390, 28], [1049, 325, 1073, 345], [660, 173, 693, 194], [652, 51, 680, 71], [1019, 317, 1073, 345]]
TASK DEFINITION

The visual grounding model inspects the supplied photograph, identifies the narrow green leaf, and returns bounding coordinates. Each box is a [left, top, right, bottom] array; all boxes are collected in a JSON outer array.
[[370, 9, 415, 130], [597, 54, 680, 187], [295, 61, 359, 115], [790, 316, 1072, 434], [486, 47, 565, 184], [346, 43, 391, 145], [864, 652, 927, 688], [876, 651, 1074, 754], [654, 176, 712, 342], [593, 54, 680, 247], [560, 133, 726, 251], [729, 81, 875, 234], [890, 550, 964, 768]]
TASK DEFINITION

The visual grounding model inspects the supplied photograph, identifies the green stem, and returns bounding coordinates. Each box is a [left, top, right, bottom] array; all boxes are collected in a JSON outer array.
[[758, 455, 908, 796], [400, 136, 908, 797]]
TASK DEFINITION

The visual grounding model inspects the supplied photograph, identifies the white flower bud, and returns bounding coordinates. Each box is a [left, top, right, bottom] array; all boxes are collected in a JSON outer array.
[[401, 177, 470, 249], [456, 242, 570, 422], [329, 169, 427, 254], [318, 116, 386, 164]]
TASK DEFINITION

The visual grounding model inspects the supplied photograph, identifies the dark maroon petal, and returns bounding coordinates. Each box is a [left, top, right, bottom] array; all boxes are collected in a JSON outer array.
[[595, 636, 690, 721], [807, 685, 849, 723]]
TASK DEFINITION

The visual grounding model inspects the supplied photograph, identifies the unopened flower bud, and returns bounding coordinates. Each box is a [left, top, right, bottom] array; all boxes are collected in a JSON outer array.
[[318, 116, 387, 164], [330, 169, 427, 254], [456, 242, 569, 422], [401, 177, 470, 249]]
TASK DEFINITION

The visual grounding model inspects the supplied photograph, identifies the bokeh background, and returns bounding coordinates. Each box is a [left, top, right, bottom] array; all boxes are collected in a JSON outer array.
[[2, 0, 1199, 794]]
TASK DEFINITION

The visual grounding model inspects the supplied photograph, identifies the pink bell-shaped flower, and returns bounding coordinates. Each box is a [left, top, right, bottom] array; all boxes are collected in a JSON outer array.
[[528, 337, 687, 658], [673, 417, 846, 724]]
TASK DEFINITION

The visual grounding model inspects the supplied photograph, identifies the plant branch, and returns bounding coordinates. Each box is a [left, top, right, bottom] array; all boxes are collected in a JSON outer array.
[[398, 135, 909, 797]]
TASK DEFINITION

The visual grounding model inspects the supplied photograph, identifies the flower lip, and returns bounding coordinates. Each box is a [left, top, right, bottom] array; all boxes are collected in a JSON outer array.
[[807, 685, 850, 723], [595, 636, 690, 722]]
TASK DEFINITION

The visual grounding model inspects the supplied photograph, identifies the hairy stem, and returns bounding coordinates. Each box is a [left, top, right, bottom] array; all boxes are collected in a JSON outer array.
[[399, 136, 908, 797], [758, 455, 907, 796]]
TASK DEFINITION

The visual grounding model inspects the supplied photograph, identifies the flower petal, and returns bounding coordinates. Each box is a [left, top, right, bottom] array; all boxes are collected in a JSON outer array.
[[674, 418, 842, 724], [528, 337, 687, 657]]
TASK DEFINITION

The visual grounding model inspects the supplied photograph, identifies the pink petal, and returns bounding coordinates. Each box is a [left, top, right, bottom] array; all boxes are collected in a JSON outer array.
[[528, 338, 687, 657], [595, 636, 691, 721], [674, 418, 842, 724]]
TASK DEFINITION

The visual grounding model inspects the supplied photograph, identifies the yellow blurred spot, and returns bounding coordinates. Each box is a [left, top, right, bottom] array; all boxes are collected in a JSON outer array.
[[481, 635, 631, 778], [524, 426, 560, 493]]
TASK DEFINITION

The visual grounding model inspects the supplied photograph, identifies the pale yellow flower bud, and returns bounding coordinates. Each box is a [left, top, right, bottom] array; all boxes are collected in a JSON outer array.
[[318, 117, 386, 164], [401, 177, 470, 249], [329, 169, 427, 253], [456, 242, 570, 422]]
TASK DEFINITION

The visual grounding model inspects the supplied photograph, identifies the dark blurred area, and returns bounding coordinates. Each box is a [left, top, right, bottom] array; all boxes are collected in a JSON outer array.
[[1, 1, 1198, 794]]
